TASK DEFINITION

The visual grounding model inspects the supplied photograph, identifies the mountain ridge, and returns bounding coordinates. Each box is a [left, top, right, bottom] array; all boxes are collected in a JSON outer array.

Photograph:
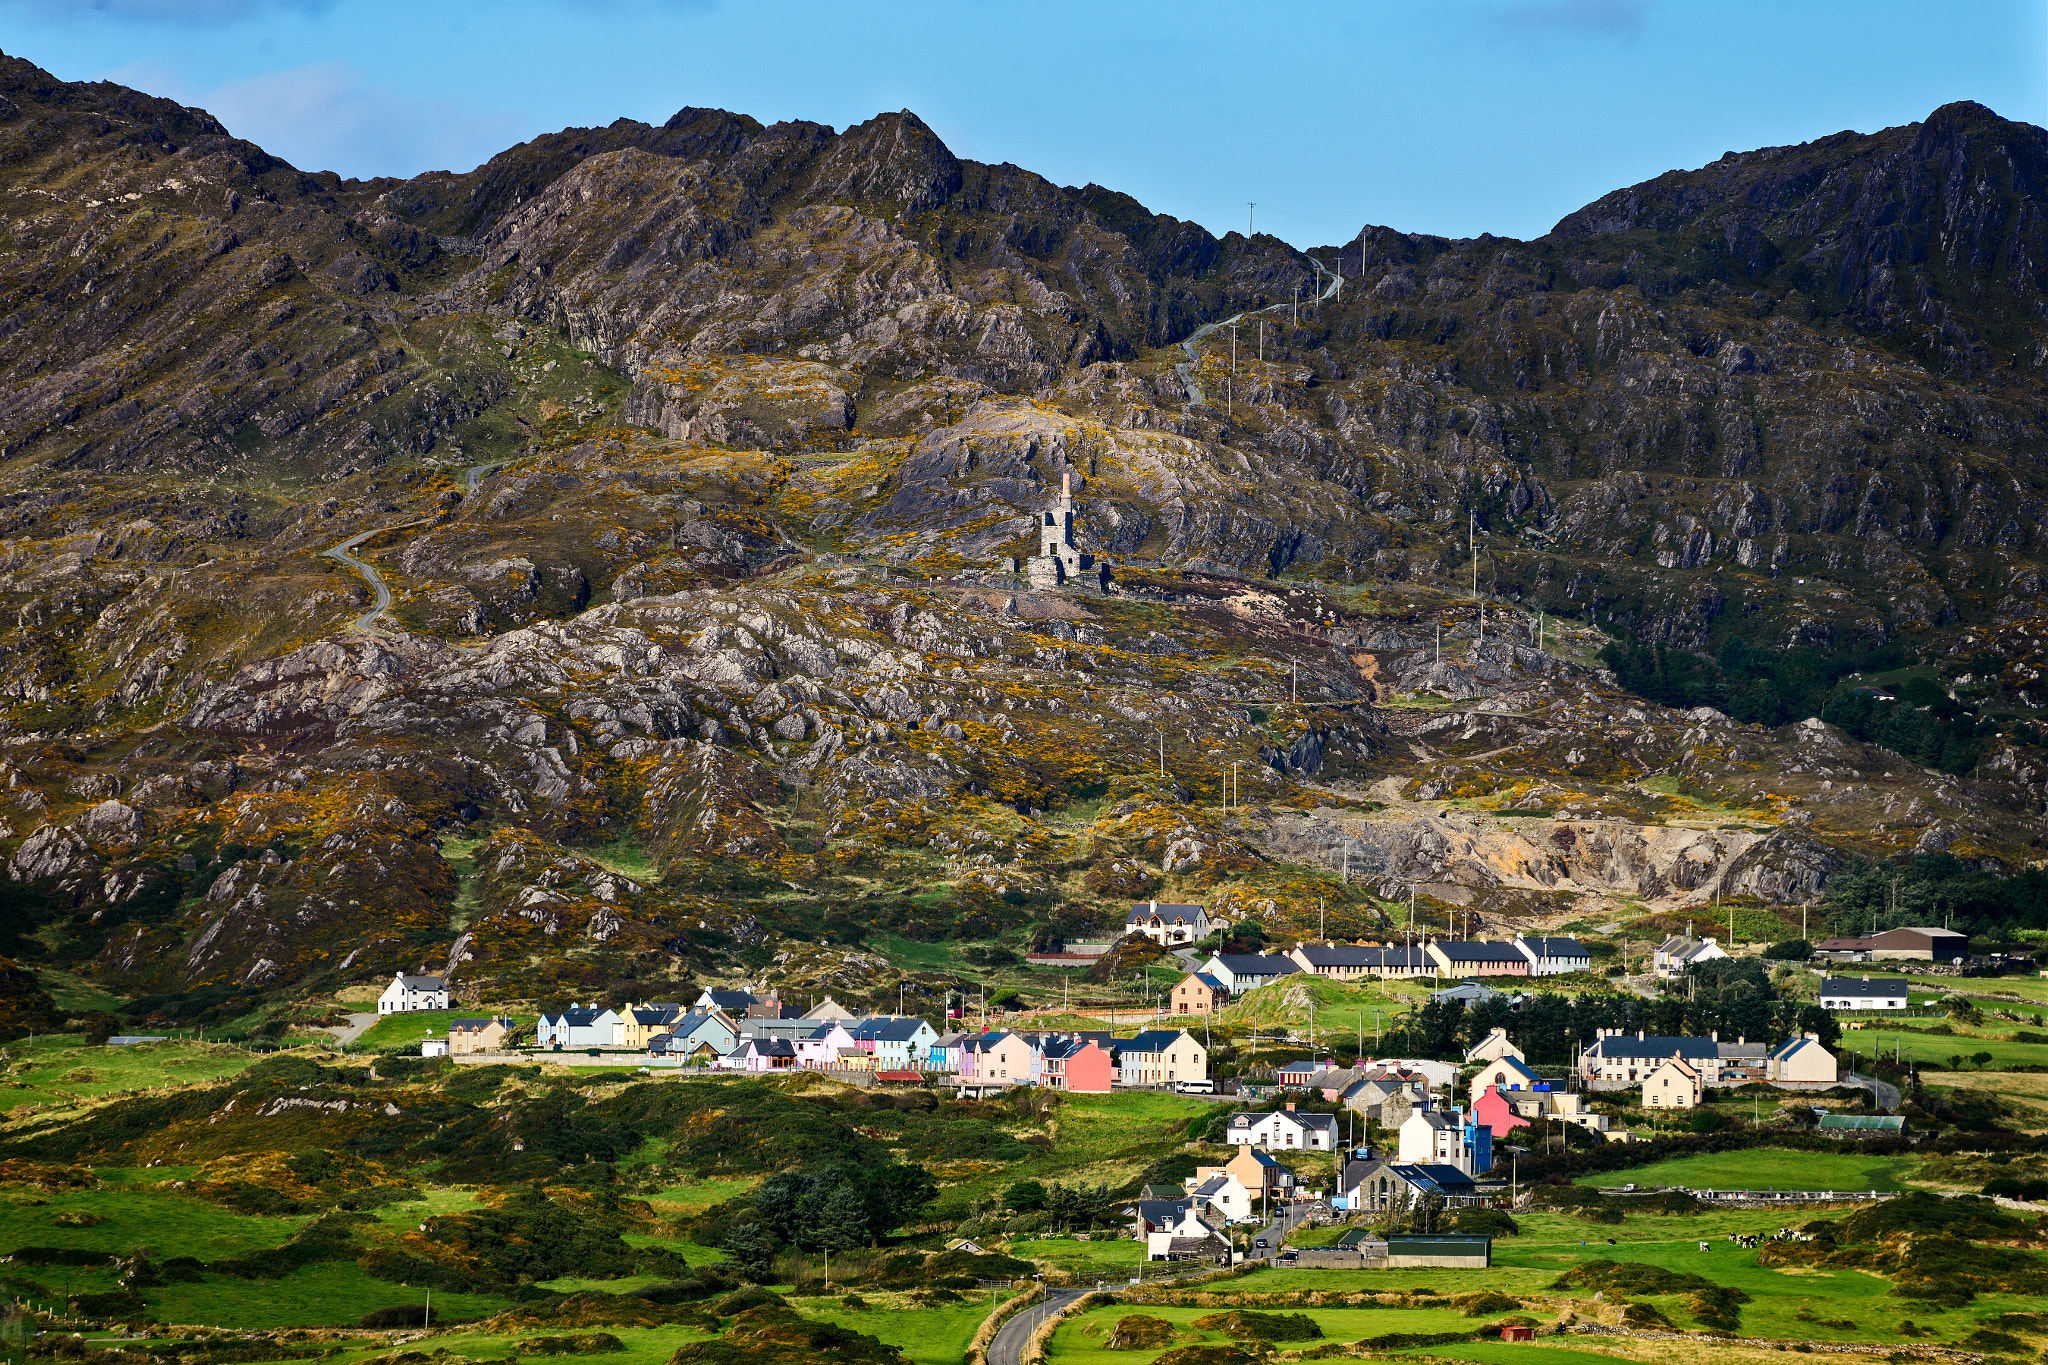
[[0, 50, 2044, 1029]]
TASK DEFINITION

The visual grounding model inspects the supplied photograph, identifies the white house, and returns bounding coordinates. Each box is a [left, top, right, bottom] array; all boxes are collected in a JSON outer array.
[[1818, 977, 1909, 1010], [1514, 935, 1593, 976], [420, 1038, 449, 1057], [1195, 954, 1301, 995], [1653, 934, 1729, 979], [1225, 1105, 1339, 1151], [536, 1004, 622, 1048], [1184, 1173, 1254, 1223], [378, 972, 447, 1015], [1397, 1107, 1489, 1174], [1126, 901, 1214, 947]]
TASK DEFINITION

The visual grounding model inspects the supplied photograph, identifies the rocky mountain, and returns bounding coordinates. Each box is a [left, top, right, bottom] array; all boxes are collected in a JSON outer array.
[[0, 48, 2043, 1025]]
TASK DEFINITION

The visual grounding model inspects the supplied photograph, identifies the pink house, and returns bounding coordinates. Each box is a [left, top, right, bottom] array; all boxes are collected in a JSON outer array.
[[796, 1022, 857, 1068], [959, 1032, 1040, 1084], [1042, 1038, 1113, 1092], [1472, 1084, 1530, 1138]]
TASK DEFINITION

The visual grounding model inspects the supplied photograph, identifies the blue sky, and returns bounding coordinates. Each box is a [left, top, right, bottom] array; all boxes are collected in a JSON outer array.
[[3, 0, 2042, 246]]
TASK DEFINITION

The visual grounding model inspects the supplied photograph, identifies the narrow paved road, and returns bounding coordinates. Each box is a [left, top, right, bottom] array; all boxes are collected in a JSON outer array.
[[323, 1011, 378, 1047], [323, 459, 508, 635], [988, 1288, 1080, 1365], [1847, 1070, 1902, 1110], [1174, 254, 1346, 406]]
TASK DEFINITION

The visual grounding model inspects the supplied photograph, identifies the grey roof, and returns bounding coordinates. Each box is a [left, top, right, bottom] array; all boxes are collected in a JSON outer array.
[[545, 1007, 605, 1027], [1432, 941, 1528, 962], [1130, 1198, 1193, 1224], [1374, 946, 1432, 967], [1519, 936, 1590, 958], [1386, 1164, 1479, 1193], [394, 974, 444, 989], [1296, 944, 1380, 967], [1211, 954, 1300, 976], [1582, 1034, 1719, 1061], [1189, 1175, 1233, 1197], [1820, 977, 1911, 995], [1129, 902, 1205, 920], [1121, 1029, 1194, 1053], [703, 989, 757, 1009]]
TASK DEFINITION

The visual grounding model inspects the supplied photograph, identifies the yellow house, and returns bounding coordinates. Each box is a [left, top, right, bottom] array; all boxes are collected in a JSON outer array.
[[617, 1004, 688, 1049], [1642, 1055, 1701, 1109]]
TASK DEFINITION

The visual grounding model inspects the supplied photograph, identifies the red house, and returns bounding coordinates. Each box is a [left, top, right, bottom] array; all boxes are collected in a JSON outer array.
[[1472, 1084, 1530, 1139], [1042, 1037, 1113, 1093]]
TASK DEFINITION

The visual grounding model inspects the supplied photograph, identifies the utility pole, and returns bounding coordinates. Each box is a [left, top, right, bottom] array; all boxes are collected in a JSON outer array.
[[1158, 730, 1166, 778], [1292, 661, 1298, 702], [1248, 203, 1256, 238], [1319, 897, 1325, 942], [1435, 620, 1440, 664], [1292, 284, 1299, 329]]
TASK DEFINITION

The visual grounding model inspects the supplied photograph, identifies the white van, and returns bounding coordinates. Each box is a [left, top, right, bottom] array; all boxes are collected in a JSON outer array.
[[1174, 1079, 1214, 1094]]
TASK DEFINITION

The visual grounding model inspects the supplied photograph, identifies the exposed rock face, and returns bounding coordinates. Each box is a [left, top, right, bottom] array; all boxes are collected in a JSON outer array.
[[0, 52, 2041, 1005]]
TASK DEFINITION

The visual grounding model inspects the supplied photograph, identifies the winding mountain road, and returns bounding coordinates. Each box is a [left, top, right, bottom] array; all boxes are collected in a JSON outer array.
[[322, 459, 509, 636], [987, 1288, 1080, 1365], [1174, 254, 1346, 406]]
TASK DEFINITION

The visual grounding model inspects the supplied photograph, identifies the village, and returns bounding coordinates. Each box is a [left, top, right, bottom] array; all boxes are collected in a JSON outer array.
[[353, 896, 1926, 1276]]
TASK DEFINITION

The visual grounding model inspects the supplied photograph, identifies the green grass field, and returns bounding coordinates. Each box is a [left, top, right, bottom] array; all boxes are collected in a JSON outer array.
[[352, 1010, 537, 1051], [143, 1260, 517, 1329], [1043, 1205, 2048, 1365], [0, 1037, 259, 1114], [1583, 1148, 1920, 1192]]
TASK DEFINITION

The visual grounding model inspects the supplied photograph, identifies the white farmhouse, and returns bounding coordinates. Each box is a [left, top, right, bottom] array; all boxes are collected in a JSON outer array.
[[1225, 1105, 1339, 1151], [1818, 977, 1909, 1010], [378, 972, 448, 1014]]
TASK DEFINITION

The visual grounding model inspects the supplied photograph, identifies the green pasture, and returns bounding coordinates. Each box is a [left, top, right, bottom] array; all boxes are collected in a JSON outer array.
[[143, 1260, 516, 1329], [0, 1185, 306, 1261], [1011, 1235, 1144, 1278], [1583, 1148, 1920, 1192], [0, 1037, 259, 1112], [1401, 1346, 1646, 1365], [1048, 1300, 1492, 1365], [1844, 1028, 2048, 1073], [1036, 1204, 2048, 1357], [351, 1010, 538, 1051]]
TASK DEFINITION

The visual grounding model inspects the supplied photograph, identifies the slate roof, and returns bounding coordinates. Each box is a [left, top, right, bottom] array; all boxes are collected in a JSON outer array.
[[393, 974, 444, 989], [1432, 941, 1528, 962], [1121, 1029, 1194, 1054], [1209, 954, 1300, 976], [1582, 1034, 1719, 1061], [703, 989, 757, 1010], [1518, 936, 1590, 959], [1820, 977, 1911, 996], [1128, 902, 1205, 920], [1767, 1034, 1831, 1061], [1473, 1056, 1542, 1086], [1386, 1163, 1479, 1193], [1296, 944, 1380, 968]]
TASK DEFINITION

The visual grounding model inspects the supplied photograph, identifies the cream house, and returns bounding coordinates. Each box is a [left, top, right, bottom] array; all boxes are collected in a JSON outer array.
[[1642, 1055, 1701, 1109]]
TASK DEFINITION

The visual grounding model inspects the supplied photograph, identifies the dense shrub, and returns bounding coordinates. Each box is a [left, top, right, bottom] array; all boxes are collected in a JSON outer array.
[[1188, 1311, 1322, 1341], [1107, 1316, 1178, 1349]]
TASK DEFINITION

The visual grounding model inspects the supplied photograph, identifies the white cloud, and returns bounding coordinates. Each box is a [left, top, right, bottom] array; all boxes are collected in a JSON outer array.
[[132, 60, 525, 178]]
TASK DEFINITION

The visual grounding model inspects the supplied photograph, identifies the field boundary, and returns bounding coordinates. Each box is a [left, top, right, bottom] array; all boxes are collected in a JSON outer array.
[[1573, 1324, 1984, 1361]]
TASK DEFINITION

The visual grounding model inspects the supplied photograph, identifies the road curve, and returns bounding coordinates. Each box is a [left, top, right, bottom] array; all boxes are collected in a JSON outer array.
[[1847, 1069, 1903, 1110], [987, 1288, 1081, 1365], [1174, 253, 1346, 407], [322, 459, 508, 635]]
